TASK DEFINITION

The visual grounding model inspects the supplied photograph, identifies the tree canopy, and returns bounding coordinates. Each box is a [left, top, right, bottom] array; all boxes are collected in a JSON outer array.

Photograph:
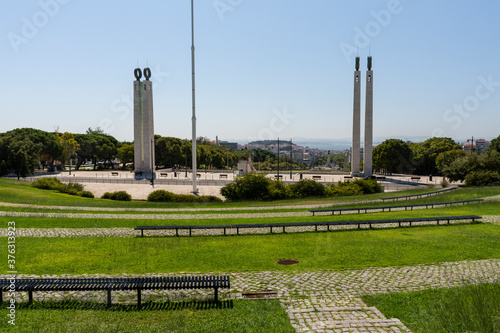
[[373, 139, 412, 174]]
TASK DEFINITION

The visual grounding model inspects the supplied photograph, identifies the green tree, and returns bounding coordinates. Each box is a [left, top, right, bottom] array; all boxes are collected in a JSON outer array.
[[443, 151, 500, 184], [489, 135, 500, 154], [373, 139, 412, 174], [74, 129, 118, 170], [410, 137, 462, 175], [116, 143, 134, 169], [332, 154, 347, 169], [435, 149, 466, 173], [0, 128, 61, 177], [58, 132, 79, 171]]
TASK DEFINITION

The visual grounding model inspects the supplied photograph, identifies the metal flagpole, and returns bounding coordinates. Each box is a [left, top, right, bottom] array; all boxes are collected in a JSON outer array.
[[191, 0, 198, 194]]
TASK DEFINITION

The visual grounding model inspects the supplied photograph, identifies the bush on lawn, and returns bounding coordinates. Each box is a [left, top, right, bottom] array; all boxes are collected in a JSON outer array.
[[268, 180, 293, 200], [465, 170, 500, 187], [147, 190, 223, 203], [352, 179, 382, 194], [80, 191, 95, 198], [32, 177, 62, 190], [101, 191, 132, 201], [220, 173, 272, 201], [32, 177, 90, 198], [290, 179, 326, 197]]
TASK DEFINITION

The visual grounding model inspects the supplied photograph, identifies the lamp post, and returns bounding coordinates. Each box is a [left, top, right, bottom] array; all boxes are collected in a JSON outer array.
[[467, 137, 475, 154], [190, 0, 198, 194], [289, 139, 293, 179], [277, 138, 280, 181], [150, 138, 154, 186]]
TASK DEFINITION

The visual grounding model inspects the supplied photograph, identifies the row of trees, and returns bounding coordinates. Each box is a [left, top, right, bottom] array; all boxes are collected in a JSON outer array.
[[0, 127, 122, 178], [0, 128, 303, 178], [372, 136, 500, 176], [2, 128, 499, 181]]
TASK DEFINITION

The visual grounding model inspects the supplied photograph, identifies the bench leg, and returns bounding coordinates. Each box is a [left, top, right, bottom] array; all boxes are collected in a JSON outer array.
[[107, 289, 112, 307], [214, 287, 219, 302], [137, 289, 141, 310], [141, 229, 143, 237], [28, 290, 33, 304]]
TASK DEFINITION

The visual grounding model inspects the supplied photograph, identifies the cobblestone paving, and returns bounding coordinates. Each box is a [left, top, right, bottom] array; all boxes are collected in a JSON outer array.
[[2, 259, 499, 332]]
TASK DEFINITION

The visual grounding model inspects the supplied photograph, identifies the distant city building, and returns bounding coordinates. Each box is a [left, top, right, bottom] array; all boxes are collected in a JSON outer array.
[[464, 139, 490, 154], [475, 139, 490, 153], [219, 141, 239, 150]]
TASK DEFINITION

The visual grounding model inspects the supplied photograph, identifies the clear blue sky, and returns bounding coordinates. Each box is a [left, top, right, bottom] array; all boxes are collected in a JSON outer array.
[[1, 0, 499, 144]]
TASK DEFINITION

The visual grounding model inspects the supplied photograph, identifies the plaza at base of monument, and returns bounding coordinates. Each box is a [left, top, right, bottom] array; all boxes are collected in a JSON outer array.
[[133, 68, 156, 180]]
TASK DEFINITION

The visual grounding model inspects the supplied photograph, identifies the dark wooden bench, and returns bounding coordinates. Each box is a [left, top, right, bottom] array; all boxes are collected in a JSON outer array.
[[219, 174, 228, 179], [160, 173, 168, 177], [274, 175, 283, 179], [381, 187, 457, 201], [135, 215, 481, 237], [111, 172, 119, 176], [411, 176, 421, 181], [0, 276, 229, 309], [344, 176, 353, 179], [312, 175, 322, 180], [309, 199, 483, 216]]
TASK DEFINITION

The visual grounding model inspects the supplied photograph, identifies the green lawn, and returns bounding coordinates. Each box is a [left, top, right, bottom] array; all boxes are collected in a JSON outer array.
[[3, 224, 499, 274], [0, 177, 473, 209], [0, 299, 294, 333], [363, 283, 500, 333], [1, 200, 498, 229], [1, 178, 500, 332]]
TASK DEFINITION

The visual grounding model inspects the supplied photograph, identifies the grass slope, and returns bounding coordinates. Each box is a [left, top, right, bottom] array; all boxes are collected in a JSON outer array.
[[2, 224, 499, 274], [0, 299, 294, 333], [363, 283, 500, 332]]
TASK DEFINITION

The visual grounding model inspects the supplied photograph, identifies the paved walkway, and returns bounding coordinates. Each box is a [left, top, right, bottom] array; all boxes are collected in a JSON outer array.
[[3, 259, 499, 332]]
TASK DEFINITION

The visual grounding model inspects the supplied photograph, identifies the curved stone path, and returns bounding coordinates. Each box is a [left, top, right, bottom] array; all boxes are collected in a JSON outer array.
[[2, 259, 499, 332]]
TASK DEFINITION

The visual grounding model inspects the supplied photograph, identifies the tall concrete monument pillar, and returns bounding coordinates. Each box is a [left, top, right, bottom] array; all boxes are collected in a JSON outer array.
[[133, 68, 155, 180], [363, 57, 373, 176], [351, 56, 361, 176]]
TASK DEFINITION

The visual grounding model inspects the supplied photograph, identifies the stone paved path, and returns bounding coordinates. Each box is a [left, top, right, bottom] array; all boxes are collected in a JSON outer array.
[[3, 259, 499, 332]]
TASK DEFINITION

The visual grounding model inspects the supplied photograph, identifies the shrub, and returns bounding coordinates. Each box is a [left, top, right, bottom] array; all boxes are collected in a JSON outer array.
[[32, 177, 62, 190], [80, 191, 94, 198], [330, 181, 363, 197], [220, 173, 271, 201], [59, 182, 84, 195], [465, 170, 500, 187], [268, 180, 293, 200], [440, 178, 450, 188], [290, 179, 326, 197], [111, 191, 132, 201], [33, 178, 90, 197], [147, 190, 175, 202], [147, 190, 223, 203], [352, 179, 382, 194], [101, 191, 132, 201]]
